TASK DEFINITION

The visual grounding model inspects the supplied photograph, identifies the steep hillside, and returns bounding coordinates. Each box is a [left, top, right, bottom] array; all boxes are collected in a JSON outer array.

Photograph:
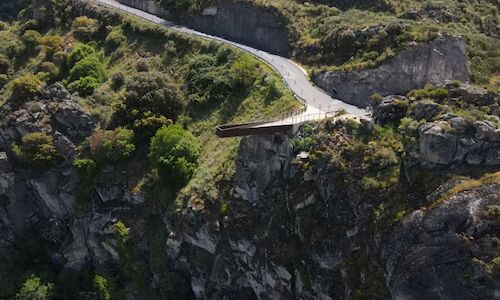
[[0, 0, 299, 297]]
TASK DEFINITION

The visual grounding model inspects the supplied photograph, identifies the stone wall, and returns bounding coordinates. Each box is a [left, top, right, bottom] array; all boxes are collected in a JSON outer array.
[[313, 36, 469, 107], [116, 0, 290, 55]]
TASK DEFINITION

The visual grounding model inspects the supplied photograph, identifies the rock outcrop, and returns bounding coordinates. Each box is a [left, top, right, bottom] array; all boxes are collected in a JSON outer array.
[[116, 0, 290, 55], [384, 182, 500, 299], [0, 84, 133, 276], [313, 36, 469, 107]]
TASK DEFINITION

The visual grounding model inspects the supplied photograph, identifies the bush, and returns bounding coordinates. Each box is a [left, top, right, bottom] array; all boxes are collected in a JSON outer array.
[[71, 16, 99, 41], [38, 61, 58, 80], [67, 55, 106, 84], [40, 35, 64, 58], [185, 54, 232, 107], [93, 275, 111, 300], [16, 274, 53, 300], [88, 127, 135, 162], [21, 30, 41, 50], [105, 27, 125, 51], [67, 76, 100, 96], [10, 74, 42, 103], [12, 132, 56, 167], [110, 72, 125, 90], [67, 43, 96, 69], [149, 124, 201, 189], [230, 54, 258, 88], [120, 72, 184, 126]]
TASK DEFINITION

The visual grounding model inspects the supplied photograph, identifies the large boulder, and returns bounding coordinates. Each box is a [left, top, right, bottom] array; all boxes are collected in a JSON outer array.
[[419, 121, 458, 164]]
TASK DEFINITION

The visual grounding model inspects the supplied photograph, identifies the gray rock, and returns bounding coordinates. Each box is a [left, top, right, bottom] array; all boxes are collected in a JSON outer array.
[[450, 116, 469, 134], [419, 122, 458, 164], [473, 121, 496, 140], [484, 147, 500, 165], [413, 100, 441, 121], [373, 95, 407, 124], [43, 83, 72, 102], [384, 183, 499, 300], [54, 100, 95, 142], [313, 36, 469, 107]]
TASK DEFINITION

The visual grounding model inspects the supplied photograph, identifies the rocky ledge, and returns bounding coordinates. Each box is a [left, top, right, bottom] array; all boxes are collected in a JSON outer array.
[[313, 36, 469, 107]]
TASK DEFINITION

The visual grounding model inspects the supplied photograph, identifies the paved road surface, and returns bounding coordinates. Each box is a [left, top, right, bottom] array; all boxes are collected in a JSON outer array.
[[92, 0, 368, 118]]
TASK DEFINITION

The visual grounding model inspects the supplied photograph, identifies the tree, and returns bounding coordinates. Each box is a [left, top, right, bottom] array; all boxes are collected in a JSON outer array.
[[16, 274, 53, 300], [71, 16, 99, 41], [88, 127, 135, 163], [149, 125, 201, 189], [12, 132, 57, 167], [10, 74, 42, 103]]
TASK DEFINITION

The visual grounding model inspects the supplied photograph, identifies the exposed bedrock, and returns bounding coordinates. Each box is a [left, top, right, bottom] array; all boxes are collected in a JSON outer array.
[[116, 0, 290, 55], [313, 36, 469, 108]]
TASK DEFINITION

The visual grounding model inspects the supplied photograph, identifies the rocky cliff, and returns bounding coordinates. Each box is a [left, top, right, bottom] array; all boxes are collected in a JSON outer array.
[[1, 83, 498, 298], [313, 36, 469, 107], [116, 0, 290, 55]]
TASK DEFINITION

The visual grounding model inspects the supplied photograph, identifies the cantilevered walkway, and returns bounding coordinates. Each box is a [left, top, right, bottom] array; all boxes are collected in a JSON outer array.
[[92, 0, 369, 137]]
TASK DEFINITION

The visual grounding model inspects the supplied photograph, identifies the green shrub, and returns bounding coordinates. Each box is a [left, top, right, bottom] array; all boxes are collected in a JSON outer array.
[[10, 74, 42, 103], [185, 54, 232, 107], [67, 76, 100, 96], [40, 35, 64, 58], [21, 30, 41, 50], [67, 55, 106, 84], [67, 43, 96, 69], [149, 124, 201, 189], [119, 72, 184, 126], [105, 27, 125, 51], [230, 54, 258, 88], [38, 61, 58, 80], [12, 132, 56, 168], [88, 127, 135, 163], [71, 16, 99, 41], [93, 275, 111, 300], [16, 274, 53, 300]]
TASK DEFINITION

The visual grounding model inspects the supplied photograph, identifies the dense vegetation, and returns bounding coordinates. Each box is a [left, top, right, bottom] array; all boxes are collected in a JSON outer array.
[[0, 0, 298, 297]]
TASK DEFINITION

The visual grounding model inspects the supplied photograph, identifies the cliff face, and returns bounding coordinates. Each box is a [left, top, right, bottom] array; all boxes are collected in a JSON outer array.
[[162, 123, 499, 299], [116, 0, 290, 55], [313, 36, 469, 107]]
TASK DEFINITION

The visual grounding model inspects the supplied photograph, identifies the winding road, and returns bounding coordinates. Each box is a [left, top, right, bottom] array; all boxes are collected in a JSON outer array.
[[92, 0, 368, 119]]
